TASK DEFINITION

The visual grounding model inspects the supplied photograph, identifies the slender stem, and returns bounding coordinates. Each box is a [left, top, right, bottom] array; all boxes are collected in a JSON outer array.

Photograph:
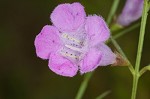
[[75, 0, 120, 98], [131, 0, 149, 99], [110, 36, 126, 58], [113, 23, 140, 40], [107, 0, 120, 25], [110, 36, 135, 74], [135, 0, 148, 77], [75, 73, 93, 99], [139, 65, 150, 77], [107, 23, 140, 44], [131, 76, 139, 99], [95, 90, 111, 99]]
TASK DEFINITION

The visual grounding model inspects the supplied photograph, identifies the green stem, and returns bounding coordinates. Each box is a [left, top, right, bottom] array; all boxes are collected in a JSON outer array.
[[135, 0, 148, 78], [139, 65, 150, 77], [106, 23, 140, 44], [131, 0, 149, 99], [75, 73, 93, 99], [107, 0, 120, 25], [110, 36, 126, 58], [131, 75, 139, 99], [110, 36, 135, 75], [95, 90, 111, 99], [113, 23, 140, 40]]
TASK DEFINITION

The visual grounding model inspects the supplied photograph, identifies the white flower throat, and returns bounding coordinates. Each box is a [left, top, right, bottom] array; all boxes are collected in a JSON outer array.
[[60, 33, 87, 62]]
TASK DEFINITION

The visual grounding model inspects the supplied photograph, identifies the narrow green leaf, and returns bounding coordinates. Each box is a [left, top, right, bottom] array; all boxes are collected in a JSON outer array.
[[95, 90, 111, 99]]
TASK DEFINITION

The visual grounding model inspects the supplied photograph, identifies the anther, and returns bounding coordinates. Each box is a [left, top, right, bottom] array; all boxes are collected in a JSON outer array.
[[62, 33, 81, 43], [60, 51, 78, 59], [65, 45, 82, 52]]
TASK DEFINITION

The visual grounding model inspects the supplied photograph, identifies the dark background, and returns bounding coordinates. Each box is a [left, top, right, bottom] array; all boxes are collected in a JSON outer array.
[[0, 0, 150, 99]]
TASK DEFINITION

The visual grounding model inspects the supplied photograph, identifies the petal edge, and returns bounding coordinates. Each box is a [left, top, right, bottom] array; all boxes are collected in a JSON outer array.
[[49, 53, 78, 77], [51, 2, 86, 32], [79, 47, 102, 74], [34, 25, 61, 59], [85, 15, 110, 45]]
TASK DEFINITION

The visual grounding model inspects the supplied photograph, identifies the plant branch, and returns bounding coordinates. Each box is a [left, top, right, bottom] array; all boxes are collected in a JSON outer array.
[[135, 0, 148, 76], [113, 23, 140, 40], [109, 36, 135, 74], [139, 65, 150, 77], [95, 90, 111, 99], [107, 0, 120, 25], [106, 23, 140, 44], [75, 73, 93, 99], [131, 0, 149, 99]]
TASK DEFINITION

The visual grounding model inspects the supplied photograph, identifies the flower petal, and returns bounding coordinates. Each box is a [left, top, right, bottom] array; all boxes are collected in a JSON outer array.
[[49, 53, 78, 77], [79, 47, 102, 74], [85, 15, 110, 45], [97, 43, 116, 66], [34, 25, 61, 59], [79, 43, 116, 74], [51, 2, 86, 32]]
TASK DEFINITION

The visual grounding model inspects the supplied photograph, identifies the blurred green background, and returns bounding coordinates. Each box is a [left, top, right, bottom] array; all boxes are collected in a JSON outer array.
[[0, 0, 150, 99]]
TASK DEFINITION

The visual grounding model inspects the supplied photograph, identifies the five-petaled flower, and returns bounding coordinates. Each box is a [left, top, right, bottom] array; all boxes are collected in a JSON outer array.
[[34, 2, 116, 77]]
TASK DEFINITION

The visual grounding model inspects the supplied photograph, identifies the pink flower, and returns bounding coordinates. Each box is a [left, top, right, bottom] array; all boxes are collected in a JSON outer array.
[[34, 2, 116, 77]]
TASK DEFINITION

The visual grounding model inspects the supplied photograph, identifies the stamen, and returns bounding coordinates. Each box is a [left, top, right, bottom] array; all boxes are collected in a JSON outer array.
[[62, 33, 81, 43], [61, 33, 86, 61], [65, 45, 82, 52], [60, 51, 78, 59]]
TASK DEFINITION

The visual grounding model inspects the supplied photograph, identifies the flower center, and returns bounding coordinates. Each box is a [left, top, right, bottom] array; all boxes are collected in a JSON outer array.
[[60, 33, 86, 62]]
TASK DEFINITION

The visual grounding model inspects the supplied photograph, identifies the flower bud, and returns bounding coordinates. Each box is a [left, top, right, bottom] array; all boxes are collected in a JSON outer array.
[[117, 0, 143, 26]]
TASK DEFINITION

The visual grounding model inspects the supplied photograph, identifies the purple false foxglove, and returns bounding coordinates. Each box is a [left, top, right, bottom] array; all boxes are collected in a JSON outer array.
[[117, 0, 143, 26], [34, 2, 116, 77]]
